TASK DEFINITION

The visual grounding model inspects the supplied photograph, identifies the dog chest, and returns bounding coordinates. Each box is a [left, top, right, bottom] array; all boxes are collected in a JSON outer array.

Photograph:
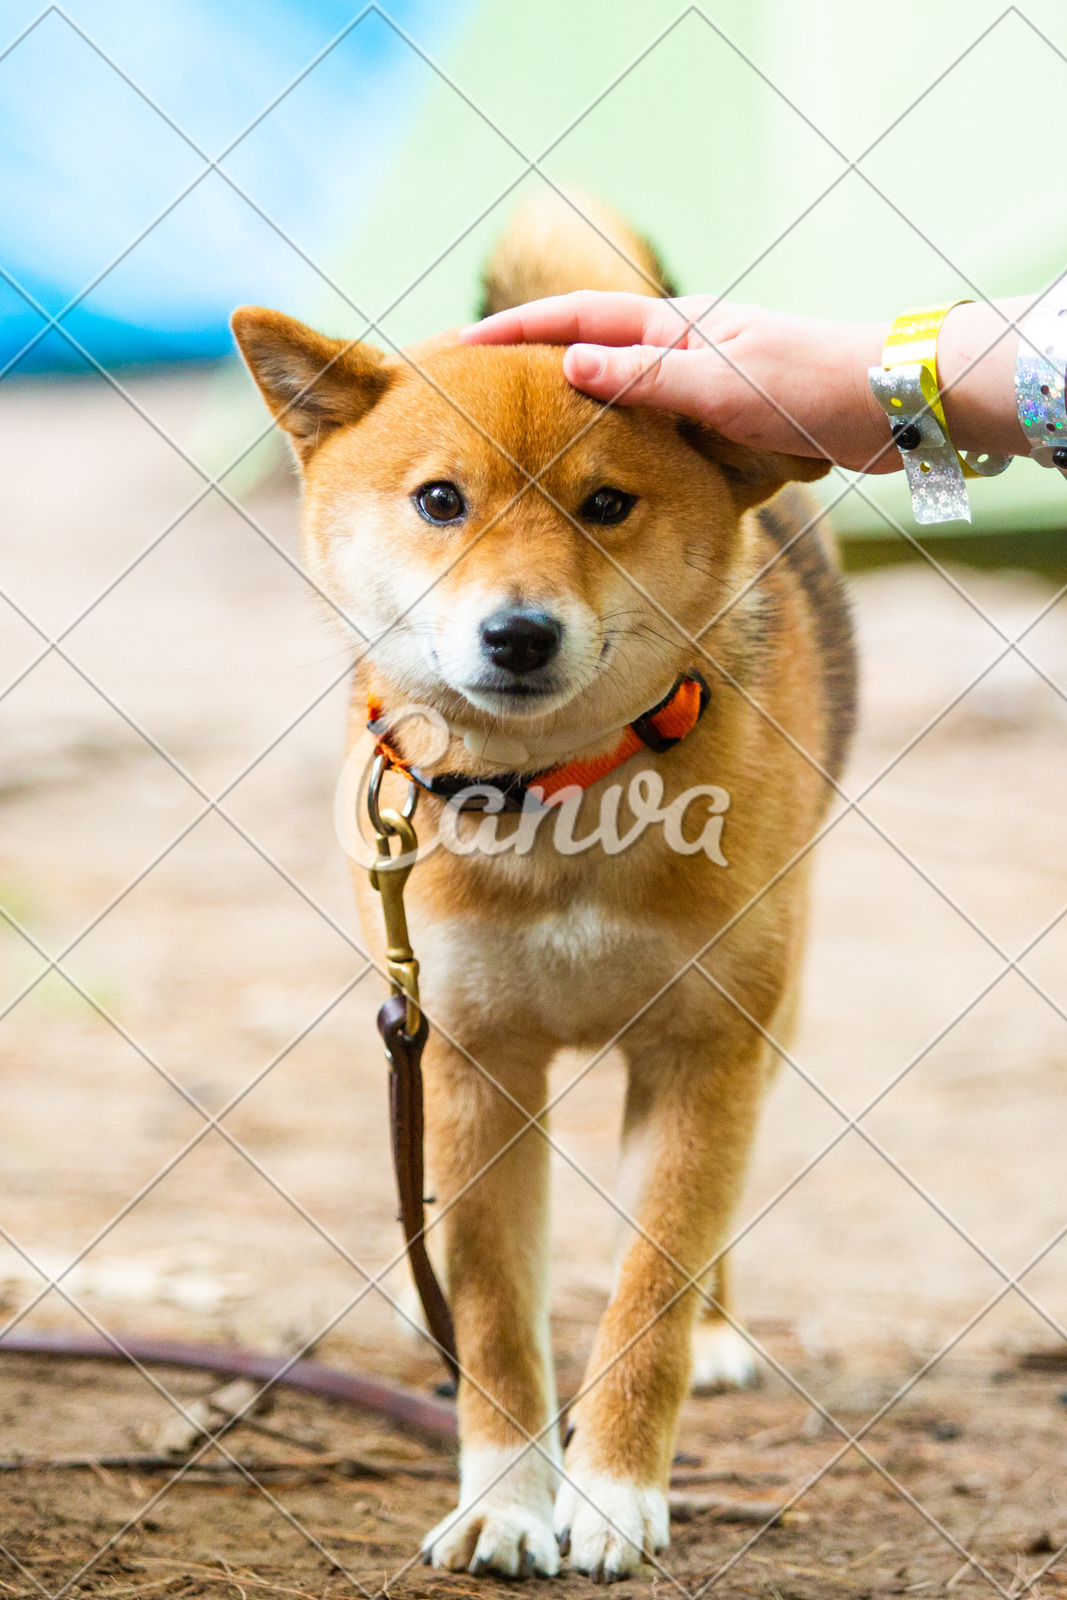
[[412, 901, 687, 1042]]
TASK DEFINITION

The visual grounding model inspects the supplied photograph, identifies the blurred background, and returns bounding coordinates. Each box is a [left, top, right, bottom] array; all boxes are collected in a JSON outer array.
[[2, 0, 1067, 1477], [4, 0, 1067, 534]]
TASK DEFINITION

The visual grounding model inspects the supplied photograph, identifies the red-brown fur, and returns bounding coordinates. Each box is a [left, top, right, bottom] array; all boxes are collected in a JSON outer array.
[[232, 195, 855, 1582]]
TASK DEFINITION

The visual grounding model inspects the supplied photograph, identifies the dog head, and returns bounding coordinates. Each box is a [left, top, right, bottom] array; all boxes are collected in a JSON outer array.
[[232, 307, 829, 744]]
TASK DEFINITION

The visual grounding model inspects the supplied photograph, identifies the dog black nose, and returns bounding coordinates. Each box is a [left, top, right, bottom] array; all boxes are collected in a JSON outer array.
[[480, 609, 562, 676]]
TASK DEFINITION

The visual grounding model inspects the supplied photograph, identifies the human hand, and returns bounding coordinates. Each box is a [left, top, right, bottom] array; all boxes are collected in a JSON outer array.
[[460, 292, 1029, 475], [462, 291, 893, 473]]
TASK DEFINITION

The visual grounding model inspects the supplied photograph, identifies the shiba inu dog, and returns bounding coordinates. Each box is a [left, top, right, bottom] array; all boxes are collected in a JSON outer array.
[[232, 193, 855, 1583]]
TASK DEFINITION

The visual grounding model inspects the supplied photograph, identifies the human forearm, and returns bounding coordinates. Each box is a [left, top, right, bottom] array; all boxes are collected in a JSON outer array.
[[462, 292, 1039, 473], [933, 297, 1032, 458]]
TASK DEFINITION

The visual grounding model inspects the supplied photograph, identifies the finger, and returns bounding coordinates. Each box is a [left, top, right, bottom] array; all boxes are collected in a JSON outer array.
[[459, 291, 682, 349], [562, 342, 728, 419]]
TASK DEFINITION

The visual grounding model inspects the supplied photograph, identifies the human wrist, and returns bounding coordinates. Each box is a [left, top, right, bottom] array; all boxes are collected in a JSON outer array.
[[936, 300, 1029, 457], [838, 320, 900, 470], [854, 321, 895, 463]]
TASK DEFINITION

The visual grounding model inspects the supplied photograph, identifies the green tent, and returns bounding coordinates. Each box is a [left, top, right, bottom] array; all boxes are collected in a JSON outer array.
[[199, 0, 1067, 540]]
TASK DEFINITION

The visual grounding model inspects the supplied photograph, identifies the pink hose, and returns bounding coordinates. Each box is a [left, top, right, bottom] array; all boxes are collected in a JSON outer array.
[[0, 1329, 457, 1440]]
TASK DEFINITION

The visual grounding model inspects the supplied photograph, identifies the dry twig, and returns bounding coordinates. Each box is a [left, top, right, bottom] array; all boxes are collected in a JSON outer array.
[[667, 1491, 787, 1524]]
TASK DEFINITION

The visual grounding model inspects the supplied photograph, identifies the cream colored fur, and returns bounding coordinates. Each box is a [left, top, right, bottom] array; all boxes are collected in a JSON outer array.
[[231, 193, 855, 1582]]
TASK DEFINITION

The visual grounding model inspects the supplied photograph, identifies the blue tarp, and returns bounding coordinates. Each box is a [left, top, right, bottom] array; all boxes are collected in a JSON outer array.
[[0, 0, 476, 371]]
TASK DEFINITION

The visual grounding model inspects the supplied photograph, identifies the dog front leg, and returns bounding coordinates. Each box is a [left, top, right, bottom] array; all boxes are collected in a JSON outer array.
[[556, 1007, 765, 1581], [419, 1029, 560, 1578], [690, 1249, 758, 1392]]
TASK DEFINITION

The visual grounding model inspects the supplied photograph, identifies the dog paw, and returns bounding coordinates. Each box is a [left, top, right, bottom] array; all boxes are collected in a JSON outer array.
[[690, 1320, 757, 1393], [422, 1445, 560, 1578], [554, 1472, 668, 1582], [422, 1503, 559, 1577]]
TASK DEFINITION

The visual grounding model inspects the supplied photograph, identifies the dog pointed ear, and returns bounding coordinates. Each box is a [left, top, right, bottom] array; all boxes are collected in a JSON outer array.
[[231, 306, 390, 465], [678, 419, 831, 512]]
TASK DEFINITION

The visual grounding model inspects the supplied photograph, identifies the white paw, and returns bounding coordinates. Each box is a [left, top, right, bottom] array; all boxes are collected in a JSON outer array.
[[690, 1320, 758, 1394], [554, 1471, 668, 1582], [422, 1445, 560, 1578], [423, 1502, 560, 1577]]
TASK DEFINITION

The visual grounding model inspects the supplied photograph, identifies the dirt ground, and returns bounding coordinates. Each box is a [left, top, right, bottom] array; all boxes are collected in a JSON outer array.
[[1, 1350, 1066, 1600], [2, 370, 1067, 1596]]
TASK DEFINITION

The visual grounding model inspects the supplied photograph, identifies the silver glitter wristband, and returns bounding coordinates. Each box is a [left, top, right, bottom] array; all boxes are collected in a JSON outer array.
[[869, 300, 1011, 527], [1015, 295, 1067, 479]]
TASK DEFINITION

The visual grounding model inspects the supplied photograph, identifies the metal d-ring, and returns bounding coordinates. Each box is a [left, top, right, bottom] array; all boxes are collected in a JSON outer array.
[[367, 751, 418, 841]]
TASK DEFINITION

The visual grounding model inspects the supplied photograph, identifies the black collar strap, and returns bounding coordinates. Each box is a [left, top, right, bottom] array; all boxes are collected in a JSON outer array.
[[369, 669, 710, 814]]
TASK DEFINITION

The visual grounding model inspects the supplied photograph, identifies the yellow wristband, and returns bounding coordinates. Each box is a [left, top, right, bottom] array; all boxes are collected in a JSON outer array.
[[869, 300, 1010, 525]]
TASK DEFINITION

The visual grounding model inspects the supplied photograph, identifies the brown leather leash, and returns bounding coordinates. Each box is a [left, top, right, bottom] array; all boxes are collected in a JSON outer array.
[[364, 676, 712, 1387], [367, 756, 459, 1384]]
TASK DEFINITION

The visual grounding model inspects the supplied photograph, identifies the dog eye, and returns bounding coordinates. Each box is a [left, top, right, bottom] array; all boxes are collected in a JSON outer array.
[[414, 481, 465, 523], [580, 486, 637, 526]]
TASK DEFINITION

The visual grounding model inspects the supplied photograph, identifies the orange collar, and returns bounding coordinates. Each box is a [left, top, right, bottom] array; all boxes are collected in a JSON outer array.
[[368, 671, 710, 813]]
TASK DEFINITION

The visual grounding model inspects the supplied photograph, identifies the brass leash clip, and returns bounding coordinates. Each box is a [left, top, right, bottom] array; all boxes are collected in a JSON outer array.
[[367, 753, 422, 1038], [366, 748, 459, 1382]]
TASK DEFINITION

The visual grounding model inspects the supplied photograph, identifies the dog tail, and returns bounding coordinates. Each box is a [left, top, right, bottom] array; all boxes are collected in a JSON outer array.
[[478, 190, 677, 317]]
